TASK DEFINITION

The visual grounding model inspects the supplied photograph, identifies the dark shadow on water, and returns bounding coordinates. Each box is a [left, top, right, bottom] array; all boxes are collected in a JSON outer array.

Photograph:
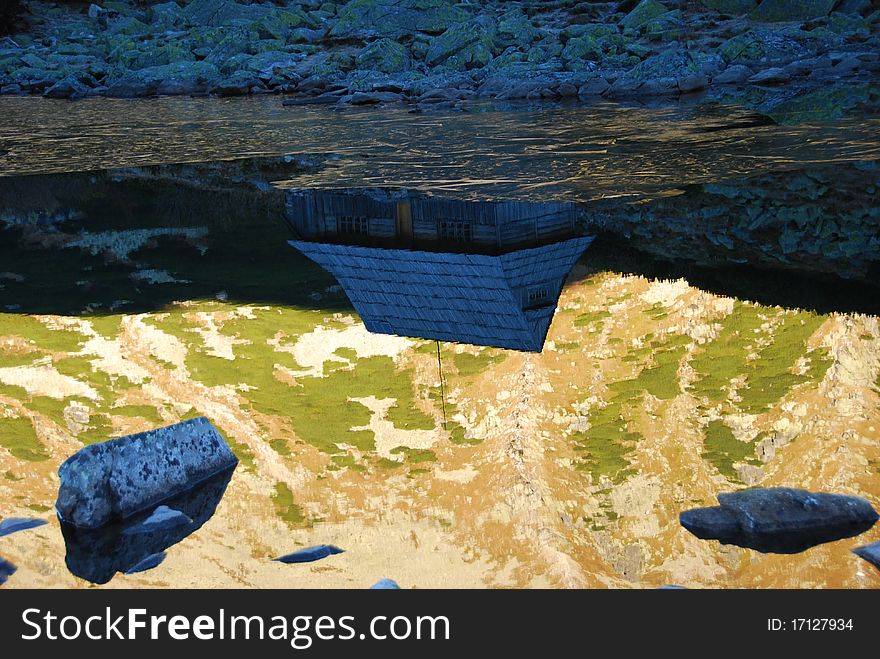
[[582, 236, 880, 317], [60, 466, 235, 584], [0, 165, 877, 323]]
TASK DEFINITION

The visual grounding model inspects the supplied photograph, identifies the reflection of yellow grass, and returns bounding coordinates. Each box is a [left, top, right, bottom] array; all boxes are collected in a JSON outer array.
[[1, 271, 879, 590]]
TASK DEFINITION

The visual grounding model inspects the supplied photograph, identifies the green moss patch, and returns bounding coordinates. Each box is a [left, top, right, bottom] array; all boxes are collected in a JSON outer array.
[[272, 482, 309, 526], [701, 419, 761, 481], [0, 416, 49, 461]]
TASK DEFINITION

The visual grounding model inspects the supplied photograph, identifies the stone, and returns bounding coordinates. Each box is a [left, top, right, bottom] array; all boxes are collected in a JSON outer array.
[[700, 0, 758, 14], [370, 578, 401, 589], [43, 75, 91, 99], [124, 552, 166, 575], [578, 77, 611, 96], [350, 90, 400, 104], [55, 417, 238, 529], [120, 505, 192, 535], [330, 0, 468, 38], [852, 540, 880, 571], [356, 38, 409, 74], [678, 74, 709, 92], [211, 69, 260, 95], [748, 66, 791, 84], [150, 2, 186, 28], [183, 0, 268, 27], [106, 60, 221, 97], [88, 4, 103, 19], [750, 0, 837, 22], [621, 0, 669, 30], [835, 0, 871, 15], [275, 545, 345, 564], [680, 487, 879, 553], [425, 17, 497, 70], [713, 64, 754, 83], [0, 556, 15, 585], [0, 517, 48, 538]]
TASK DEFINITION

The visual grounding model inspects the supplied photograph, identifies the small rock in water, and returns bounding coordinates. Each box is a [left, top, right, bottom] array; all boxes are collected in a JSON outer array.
[[124, 552, 166, 575], [370, 578, 401, 589], [852, 541, 880, 571], [121, 506, 192, 535], [680, 487, 879, 553], [274, 545, 345, 564], [0, 517, 48, 538], [0, 556, 16, 585], [56, 417, 239, 529]]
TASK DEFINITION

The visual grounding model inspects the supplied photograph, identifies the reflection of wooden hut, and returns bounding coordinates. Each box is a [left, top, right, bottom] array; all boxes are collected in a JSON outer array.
[[285, 189, 580, 253], [285, 189, 593, 352]]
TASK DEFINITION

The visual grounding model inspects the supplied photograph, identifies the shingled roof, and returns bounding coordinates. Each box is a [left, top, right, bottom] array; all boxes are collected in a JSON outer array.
[[290, 236, 593, 352]]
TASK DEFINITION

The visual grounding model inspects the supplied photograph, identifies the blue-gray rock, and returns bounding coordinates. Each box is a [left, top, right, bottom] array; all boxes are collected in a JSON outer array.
[[121, 505, 192, 536], [43, 75, 91, 99], [274, 544, 345, 564], [370, 578, 401, 589], [621, 0, 669, 30], [750, 0, 836, 22], [680, 487, 879, 553], [0, 556, 15, 585], [55, 417, 238, 529], [0, 517, 48, 538], [124, 552, 167, 575], [330, 0, 468, 39], [852, 540, 880, 571], [62, 466, 233, 584]]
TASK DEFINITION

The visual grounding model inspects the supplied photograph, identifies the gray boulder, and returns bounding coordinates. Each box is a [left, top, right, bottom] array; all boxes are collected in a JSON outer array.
[[330, 0, 468, 38], [852, 540, 880, 571], [750, 0, 836, 22], [56, 417, 238, 529], [0, 556, 15, 585], [680, 487, 879, 553]]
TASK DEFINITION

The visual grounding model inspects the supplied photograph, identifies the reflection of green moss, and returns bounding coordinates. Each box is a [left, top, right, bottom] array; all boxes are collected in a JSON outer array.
[[737, 312, 827, 414], [0, 416, 49, 461], [376, 457, 404, 469], [555, 341, 580, 352], [573, 400, 640, 483], [452, 350, 506, 377], [111, 404, 163, 424], [574, 309, 610, 327], [701, 420, 760, 481], [269, 437, 291, 456], [330, 453, 366, 472], [390, 446, 436, 463], [643, 303, 668, 320], [332, 347, 357, 361], [689, 305, 828, 413], [689, 303, 765, 402], [151, 310, 433, 454], [272, 482, 308, 526], [427, 385, 481, 445], [0, 315, 85, 353]]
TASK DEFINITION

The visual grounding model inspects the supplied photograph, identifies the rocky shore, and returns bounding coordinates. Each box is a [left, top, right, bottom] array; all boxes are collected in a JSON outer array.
[[0, 0, 878, 111]]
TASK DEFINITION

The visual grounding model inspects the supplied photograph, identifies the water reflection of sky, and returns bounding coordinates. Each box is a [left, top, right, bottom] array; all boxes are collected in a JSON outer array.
[[1, 96, 879, 202]]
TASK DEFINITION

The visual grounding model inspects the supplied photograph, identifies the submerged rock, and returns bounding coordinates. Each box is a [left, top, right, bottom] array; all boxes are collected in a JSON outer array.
[[370, 578, 401, 589], [0, 556, 15, 585], [62, 466, 233, 584], [56, 416, 238, 529], [120, 505, 192, 536], [274, 545, 345, 564], [0, 517, 47, 538], [852, 540, 880, 571], [680, 487, 879, 553], [124, 552, 167, 575]]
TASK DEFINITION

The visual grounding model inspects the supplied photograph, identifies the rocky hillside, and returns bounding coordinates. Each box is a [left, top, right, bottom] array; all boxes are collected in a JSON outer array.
[[0, 0, 878, 114]]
